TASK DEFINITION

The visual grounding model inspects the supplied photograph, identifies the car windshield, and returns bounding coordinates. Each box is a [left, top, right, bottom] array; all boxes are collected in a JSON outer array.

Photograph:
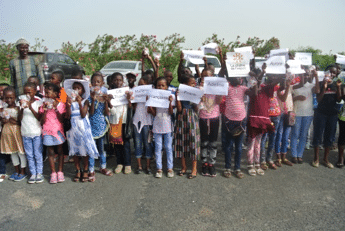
[[104, 62, 136, 69], [187, 57, 221, 68]]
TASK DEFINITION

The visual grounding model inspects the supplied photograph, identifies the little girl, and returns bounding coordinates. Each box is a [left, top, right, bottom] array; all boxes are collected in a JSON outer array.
[[133, 76, 153, 174], [18, 82, 43, 183], [88, 72, 111, 177], [1, 87, 26, 181], [147, 76, 174, 178], [65, 79, 99, 182], [39, 83, 66, 184], [175, 74, 200, 179]]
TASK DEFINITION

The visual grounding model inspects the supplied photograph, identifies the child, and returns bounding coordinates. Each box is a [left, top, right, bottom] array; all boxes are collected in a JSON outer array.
[[199, 69, 222, 177], [50, 71, 67, 103], [18, 82, 44, 183], [133, 76, 153, 174], [65, 79, 99, 182], [88, 73, 111, 177], [126, 72, 137, 89], [0, 82, 9, 182], [175, 74, 200, 179], [39, 83, 66, 183], [147, 76, 174, 178], [107, 72, 132, 174], [71, 70, 84, 80], [1, 87, 27, 181], [27, 76, 44, 99]]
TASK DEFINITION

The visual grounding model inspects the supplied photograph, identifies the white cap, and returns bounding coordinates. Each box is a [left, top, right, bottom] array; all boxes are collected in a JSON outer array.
[[16, 38, 29, 46]]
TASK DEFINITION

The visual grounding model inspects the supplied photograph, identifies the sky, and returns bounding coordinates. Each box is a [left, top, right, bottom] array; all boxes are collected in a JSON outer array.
[[1, 0, 345, 54]]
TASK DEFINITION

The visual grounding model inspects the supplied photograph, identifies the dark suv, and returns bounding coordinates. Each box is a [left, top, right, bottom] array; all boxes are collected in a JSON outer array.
[[29, 52, 84, 80]]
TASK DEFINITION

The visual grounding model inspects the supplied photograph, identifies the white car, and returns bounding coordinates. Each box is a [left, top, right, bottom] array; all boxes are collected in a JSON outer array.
[[100, 60, 142, 86], [184, 55, 221, 76]]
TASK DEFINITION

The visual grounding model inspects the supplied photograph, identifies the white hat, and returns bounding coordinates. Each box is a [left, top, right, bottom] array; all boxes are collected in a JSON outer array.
[[64, 79, 90, 99], [15, 38, 29, 46]]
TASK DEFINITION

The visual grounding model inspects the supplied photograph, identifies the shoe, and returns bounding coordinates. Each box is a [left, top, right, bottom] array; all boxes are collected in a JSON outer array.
[[312, 161, 319, 168], [14, 174, 27, 182], [28, 175, 36, 184], [0, 174, 6, 182], [248, 168, 256, 176], [234, 169, 244, 179], [201, 163, 209, 176], [36, 174, 44, 183], [267, 161, 277, 170], [275, 159, 282, 167], [297, 158, 303, 164], [223, 169, 232, 178], [50, 172, 57, 184], [135, 167, 143, 174], [291, 158, 298, 164], [255, 167, 265, 176], [282, 158, 293, 166], [9, 173, 18, 181], [260, 162, 268, 170], [305, 143, 310, 150], [167, 170, 174, 178], [323, 161, 334, 169], [124, 166, 132, 174], [114, 164, 123, 174], [146, 168, 152, 175], [155, 171, 162, 178], [209, 164, 216, 177], [57, 171, 65, 183]]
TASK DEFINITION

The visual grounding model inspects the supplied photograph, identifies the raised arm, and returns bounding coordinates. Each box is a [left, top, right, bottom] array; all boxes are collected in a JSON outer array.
[[178, 52, 185, 83], [218, 47, 228, 77]]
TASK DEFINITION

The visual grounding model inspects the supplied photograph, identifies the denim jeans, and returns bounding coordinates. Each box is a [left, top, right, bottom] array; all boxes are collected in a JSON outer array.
[[154, 133, 173, 170], [312, 111, 338, 148], [275, 114, 292, 154], [133, 125, 152, 159], [290, 116, 313, 158], [260, 116, 281, 162], [89, 136, 107, 172], [23, 136, 43, 175], [0, 154, 6, 174], [222, 120, 244, 170]]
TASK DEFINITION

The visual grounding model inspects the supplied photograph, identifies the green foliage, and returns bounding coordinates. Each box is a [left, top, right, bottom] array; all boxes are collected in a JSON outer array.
[[0, 40, 17, 84]]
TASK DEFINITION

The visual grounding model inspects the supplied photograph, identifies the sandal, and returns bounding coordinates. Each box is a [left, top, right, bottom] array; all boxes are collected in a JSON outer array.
[[188, 173, 197, 179], [234, 169, 244, 179], [74, 170, 81, 182], [260, 162, 268, 170], [178, 170, 187, 176], [100, 168, 113, 176], [291, 158, 298, 164], [268, 161, 277, 170], [297, 158, 303, 164], [282, 158, 293, 166], [336, 162, 344, 168], [88, 172, 96, 182], [223, 169, 232, 178], [81, 171, 89, 182], [312, 160, 319, 168], [247, 165, 256, 176], [323, 161, 334, 169], [275, 159, 282, 167]]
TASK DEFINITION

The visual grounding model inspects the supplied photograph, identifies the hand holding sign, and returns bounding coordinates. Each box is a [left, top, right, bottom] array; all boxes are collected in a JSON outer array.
[[182, 50, 205, 65], [226, 52, 251, 77], [108, 87, 130, 106]]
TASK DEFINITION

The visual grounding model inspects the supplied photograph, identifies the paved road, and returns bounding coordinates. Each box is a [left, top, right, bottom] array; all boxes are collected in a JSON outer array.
[[0, 146, 345, 231]]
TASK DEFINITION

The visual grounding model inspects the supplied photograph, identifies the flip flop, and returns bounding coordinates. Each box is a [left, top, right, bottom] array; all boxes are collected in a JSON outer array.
[[178, 170, 187, 176]]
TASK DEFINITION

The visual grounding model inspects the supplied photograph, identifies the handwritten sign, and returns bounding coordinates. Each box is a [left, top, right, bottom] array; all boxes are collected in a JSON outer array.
[[201, 43, 218, 55], [225, 52, 251, 77], [336, 54, 345, 65], [108, 87, 129, 106], [131, 85, 152, 103], [294, 52, 312, 65], [266, 56, 286, 74], [270, 48, 289, 61], [203, 77, 229, 95], [234, 46, 254, 59], [287, 60, 305, 74], [146, 89, 172, 108], [177, 84, 204, 104], [313, 71, 325, 84], [182, 50, 205, 64]]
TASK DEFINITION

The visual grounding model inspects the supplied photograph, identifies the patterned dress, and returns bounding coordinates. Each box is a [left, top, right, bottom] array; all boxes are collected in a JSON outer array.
[[67, 100, 99, 158], [174, 101, 200, 160], [88, 88, 109, 139]]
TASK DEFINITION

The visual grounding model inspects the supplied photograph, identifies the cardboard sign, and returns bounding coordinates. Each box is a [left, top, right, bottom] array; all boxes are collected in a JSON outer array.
[[182, 50, 205, 64], [201, 43, 218, 55], [266, 56, 286, 74], [286, 60, 305, 74], [234, 46, 254, 59], [131, 85, 152, 103], [225, 52, 251, 77], [108, 87, 130, 106], [295, 52, 312, 65], [203, 77, 229, 95], [146, 89, 172, 108], [177, 84, 204, 104], [336, 54, 345, 65], [270, 48, 289, 61]]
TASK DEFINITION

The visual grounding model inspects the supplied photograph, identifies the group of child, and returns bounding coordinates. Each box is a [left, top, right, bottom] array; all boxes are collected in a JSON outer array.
[[0, 49, 344, 184]]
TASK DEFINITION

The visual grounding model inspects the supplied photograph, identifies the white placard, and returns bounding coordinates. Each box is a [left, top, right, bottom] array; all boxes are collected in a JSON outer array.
[[108, 87, 130, 106], [336, 54, 345, 65], [255, 61, 266, 70], [203, 77, 229, 95], [182, 50, 205, 64], [266, 56, 286, 74], [286, 60, 305, 74], [131, 85, 152, 103], [270, 48, 289, 61], [225, 52, 251, 77], [177, 84, 204, 104], [146, 89, 172, 108], [295, 52, 312, 65], [201, 43, 218, 55], [234, 46, 254, 59]]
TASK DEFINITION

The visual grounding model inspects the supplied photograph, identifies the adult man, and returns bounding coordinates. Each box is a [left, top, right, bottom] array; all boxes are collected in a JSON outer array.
[[9, 38, 44, 96]]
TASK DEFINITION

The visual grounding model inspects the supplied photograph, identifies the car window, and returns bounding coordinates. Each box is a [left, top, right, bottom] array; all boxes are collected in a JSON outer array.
[[104, 62, 136, 69], [58, 54, 66, 64], [138, 62, 142, 70], [64, 55, 75, 64], [187, 57, 221, 68]]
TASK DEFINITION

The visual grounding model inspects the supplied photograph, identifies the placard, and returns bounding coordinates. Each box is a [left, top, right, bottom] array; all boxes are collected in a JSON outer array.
[[225, 52, 251, 77], [234, 46, 254, 59], [295, 52, 312, 65], [313, 71, 325, 84], [255, 61, 266, 70], [203, 77, 229, 95], [286, 60, 305, 74], [146, 89, 172, 108], [270, 48, 289, 61], [177, 84, 204, 104], [131, 85, 152, 103], [266, 56, 286, 74], [201, 43, 218, 55], [108, 87, 130, 106], [336, 54, 345, 65], [182, 50, 205, 64]]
